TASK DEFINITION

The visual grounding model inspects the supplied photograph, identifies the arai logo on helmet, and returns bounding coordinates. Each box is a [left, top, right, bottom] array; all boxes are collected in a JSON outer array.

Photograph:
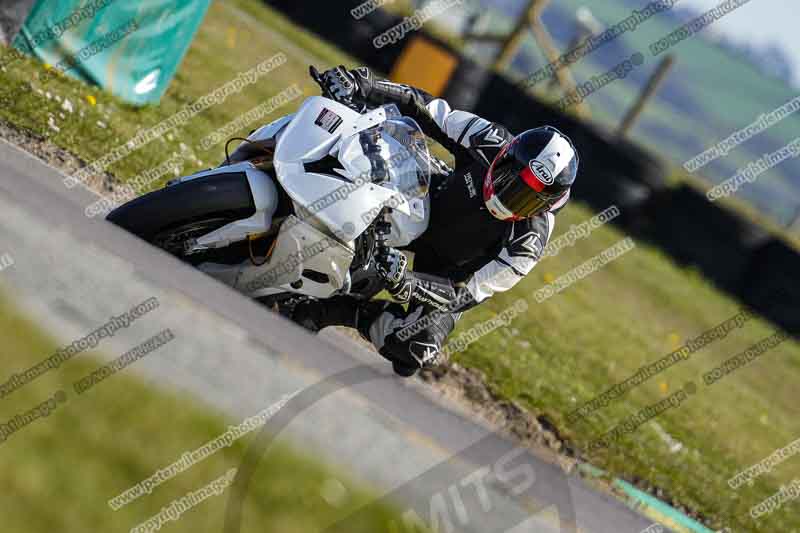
[[529, 159, 554, 185]]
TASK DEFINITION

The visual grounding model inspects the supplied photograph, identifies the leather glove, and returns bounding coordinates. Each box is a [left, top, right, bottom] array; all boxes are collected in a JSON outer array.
[[375, 247, 408, 291], [320, 65, 361, 105], [349, 66, 375, 99], [379, 258, 461, 313]]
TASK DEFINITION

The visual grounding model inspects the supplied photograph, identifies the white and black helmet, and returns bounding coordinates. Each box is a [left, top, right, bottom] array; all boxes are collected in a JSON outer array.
[[483, 126, 578, 220]]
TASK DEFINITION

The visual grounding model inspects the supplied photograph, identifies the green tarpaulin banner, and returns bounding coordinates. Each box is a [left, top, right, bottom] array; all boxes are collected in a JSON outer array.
[[13, 0, 211, 105]]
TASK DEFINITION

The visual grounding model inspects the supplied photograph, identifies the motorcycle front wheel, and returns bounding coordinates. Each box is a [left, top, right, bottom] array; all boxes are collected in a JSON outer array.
[[106, 171, 256, 264]]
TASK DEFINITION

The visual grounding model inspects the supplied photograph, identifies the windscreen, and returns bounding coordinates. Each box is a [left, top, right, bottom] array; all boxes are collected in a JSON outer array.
[[343, 114, 431, 201]]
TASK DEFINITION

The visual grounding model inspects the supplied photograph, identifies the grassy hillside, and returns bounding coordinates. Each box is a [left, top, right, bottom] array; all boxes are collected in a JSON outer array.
[[530, 0, 800, 230], [1, 0, 798, 531], [0, 0, 361, 195], [0, 291, 413, 532], [452, 200, 799, 532]]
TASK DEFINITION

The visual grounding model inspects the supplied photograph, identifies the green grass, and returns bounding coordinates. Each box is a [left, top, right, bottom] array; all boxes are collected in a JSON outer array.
[[1, 0, 798, 531], [450, 201, 800, 532], [0, 292, 416, 532], [0, 0, 362, 193]]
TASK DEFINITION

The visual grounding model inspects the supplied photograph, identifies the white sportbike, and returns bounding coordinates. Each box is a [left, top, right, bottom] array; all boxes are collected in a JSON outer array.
[[108, 67, 447, 315]]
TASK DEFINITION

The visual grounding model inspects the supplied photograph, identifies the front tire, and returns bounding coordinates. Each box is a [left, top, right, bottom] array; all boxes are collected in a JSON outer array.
[[106, 171, 256, 262]]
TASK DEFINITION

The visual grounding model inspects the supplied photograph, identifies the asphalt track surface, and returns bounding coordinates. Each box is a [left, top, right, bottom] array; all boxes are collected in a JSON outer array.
[[0, 139, 670, 533]]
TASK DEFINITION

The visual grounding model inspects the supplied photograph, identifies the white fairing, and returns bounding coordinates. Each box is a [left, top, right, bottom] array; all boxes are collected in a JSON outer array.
[[186, 96, 431, 299], [172, 162, 279, 249], [210, 215, 356, 299], [273, 97, 426, 243], [244, 114, 294, 145]]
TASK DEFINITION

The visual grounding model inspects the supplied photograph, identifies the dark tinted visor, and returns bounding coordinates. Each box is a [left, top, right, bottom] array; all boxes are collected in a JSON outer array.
[[490, 158, 562, 217]]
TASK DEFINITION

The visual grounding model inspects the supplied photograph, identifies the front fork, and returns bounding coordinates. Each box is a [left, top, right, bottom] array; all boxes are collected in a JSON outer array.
[[373, 207, 393, 258]]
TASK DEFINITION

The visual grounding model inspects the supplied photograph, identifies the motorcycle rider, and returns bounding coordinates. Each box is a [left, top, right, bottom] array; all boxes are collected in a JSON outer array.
[[293, 65, 579, 377]]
